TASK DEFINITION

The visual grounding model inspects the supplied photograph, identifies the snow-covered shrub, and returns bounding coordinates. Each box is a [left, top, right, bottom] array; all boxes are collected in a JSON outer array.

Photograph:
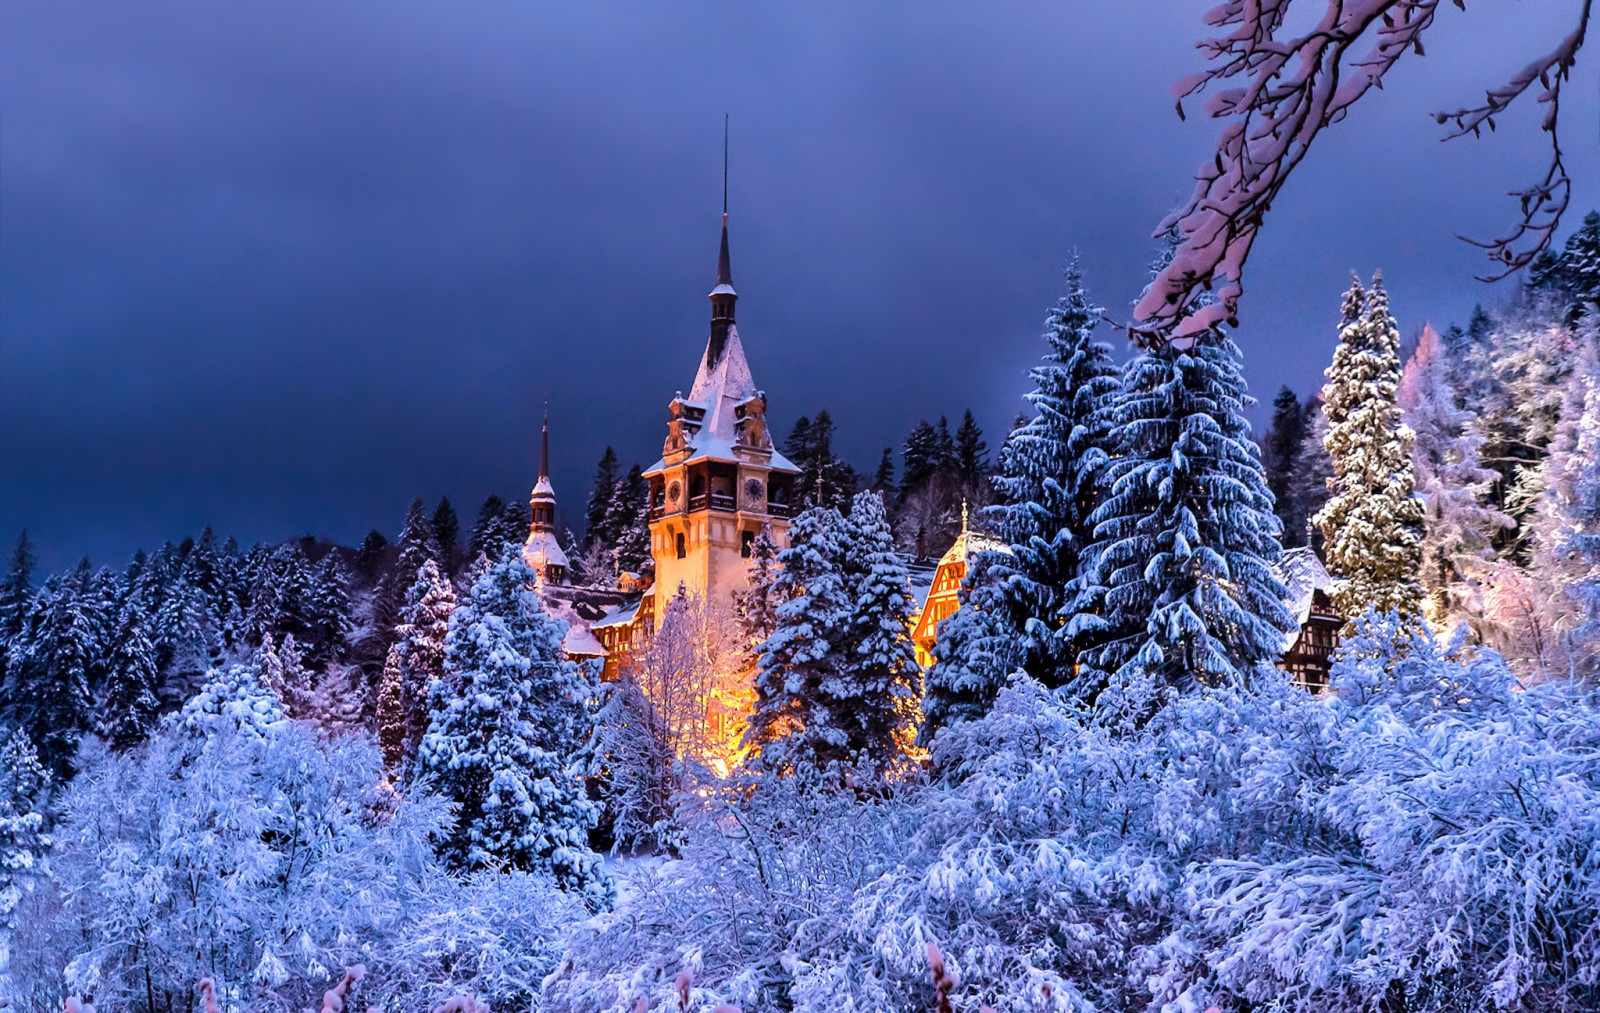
[[17, 704, 583, 1013], [542, 767, 919, 1013]]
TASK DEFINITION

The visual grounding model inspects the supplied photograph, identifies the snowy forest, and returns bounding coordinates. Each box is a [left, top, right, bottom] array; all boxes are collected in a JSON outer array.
[[5, 3, 1600, 1013], [2, 211, 1598, 1013]]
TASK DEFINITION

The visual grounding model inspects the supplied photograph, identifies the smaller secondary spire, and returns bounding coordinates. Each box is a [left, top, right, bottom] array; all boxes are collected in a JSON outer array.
[[539, 402, 550, 481]]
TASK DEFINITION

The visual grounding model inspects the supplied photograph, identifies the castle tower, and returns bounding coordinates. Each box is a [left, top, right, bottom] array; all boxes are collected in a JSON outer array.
[[521, 407, 569, 585], [643, 207, 799, 621]]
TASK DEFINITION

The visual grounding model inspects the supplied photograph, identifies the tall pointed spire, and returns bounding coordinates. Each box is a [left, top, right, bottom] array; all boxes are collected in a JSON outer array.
[[708, 116, 738, 368], [539, 402, 550, 481]]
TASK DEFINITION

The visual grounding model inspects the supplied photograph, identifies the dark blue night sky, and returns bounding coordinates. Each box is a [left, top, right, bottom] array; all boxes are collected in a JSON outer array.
[[3, 2, 1596, 571]]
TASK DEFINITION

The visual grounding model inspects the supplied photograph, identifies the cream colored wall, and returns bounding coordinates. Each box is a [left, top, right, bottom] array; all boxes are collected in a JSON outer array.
[[649, 461, 790, 625]]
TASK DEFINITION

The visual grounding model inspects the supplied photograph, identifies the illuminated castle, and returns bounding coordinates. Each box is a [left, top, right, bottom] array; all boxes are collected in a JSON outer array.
[[641, 208, 801, 624]]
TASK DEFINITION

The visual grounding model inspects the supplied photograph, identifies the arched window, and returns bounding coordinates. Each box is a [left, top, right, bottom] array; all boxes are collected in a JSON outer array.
[[676, 532, 686, 559]]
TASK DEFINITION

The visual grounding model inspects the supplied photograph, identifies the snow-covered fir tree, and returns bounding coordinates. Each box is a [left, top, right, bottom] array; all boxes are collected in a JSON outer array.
[[376, 643, 408, 768], [96, 600, 161, 748], [1315, 273, 1427, 616], [1398, 323, 1511, 624], [1531, 208, 1600, 324], [746, 494, 919, 776], [743, 505, 850, 772], [4, 568, 101, 776], [924, 259, 1118, 738], [1080, 328, 1293, 710], [735, 525, 782, 654], [836, 491, 921, 771], [389, 559, 456, 768], [0, 727, 47, 1000], [414, 554, 609, 906]]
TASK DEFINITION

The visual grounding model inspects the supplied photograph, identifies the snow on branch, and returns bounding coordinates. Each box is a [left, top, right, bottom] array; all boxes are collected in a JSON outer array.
[[1438, 0, 1591, 279], [1139, 0, 1591, 344]]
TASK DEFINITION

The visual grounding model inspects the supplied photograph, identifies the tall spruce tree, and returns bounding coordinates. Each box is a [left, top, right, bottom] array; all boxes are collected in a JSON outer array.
[[1315, 273, 1427, 616], [469, 494, 522, 562], [1531, 344, 1600, 677], [783, 410, 856, 509], [0, 533, 36, 696], [1261, 386, 1307, 545], [954, 409, 989, 490], [899, 420, 943, 503], [1080, 330, 1293, 711], [605, 465, 652, 574], [837, 492, 921, 771], [397, 559, 456, 764], [746, 495, 919, 776], [870, 448, 896, 498], [1530, 209, 1600, 324], [431, 497, 462, 576], [744, 505, 850, 771], [96, 601, 161, 748], [925, 260, 1121, 736], [5, 574, 101, 775], [583, 447, 621, 554], [415, 554, 608, 905]]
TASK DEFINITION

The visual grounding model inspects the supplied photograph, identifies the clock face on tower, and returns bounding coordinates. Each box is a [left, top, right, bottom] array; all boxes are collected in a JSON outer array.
[[744, 478, 764, 505], [668, 481, 681, 504]]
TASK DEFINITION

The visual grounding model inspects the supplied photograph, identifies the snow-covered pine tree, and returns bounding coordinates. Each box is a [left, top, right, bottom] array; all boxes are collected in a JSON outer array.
[[734, 525, 782, 658], [989, 259, 1120, 689], [743, 504, 851, 773], [0, 532, 34, 644], [415, 554, 608, 905], [97, 600, 161, 748], [1080, 328, 1293, 710], [0, 726, 47, 998], [746, 495, 919, 776], [582, 447, 621, 557], [306, 553, 353, 666], [376, 644, 407, 768], [898, 420, 943, 504], [1398, 324, 1511, 624], [395, 559, 456, 765], [0, 533, 34, 706], [1531, 209, 1600, 324], [835, 491, 921, 772], [469, 494, 515, 561], [604, 465, 652, 575], [396, 499, 441, 581], [1315, 274, 1427, 616], [924, 261, 1121, 739], [4, 572, 101, 776]]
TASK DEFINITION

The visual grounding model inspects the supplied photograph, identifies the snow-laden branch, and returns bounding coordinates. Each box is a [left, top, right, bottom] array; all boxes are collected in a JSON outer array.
[[1139, 0, 1591, 345]]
